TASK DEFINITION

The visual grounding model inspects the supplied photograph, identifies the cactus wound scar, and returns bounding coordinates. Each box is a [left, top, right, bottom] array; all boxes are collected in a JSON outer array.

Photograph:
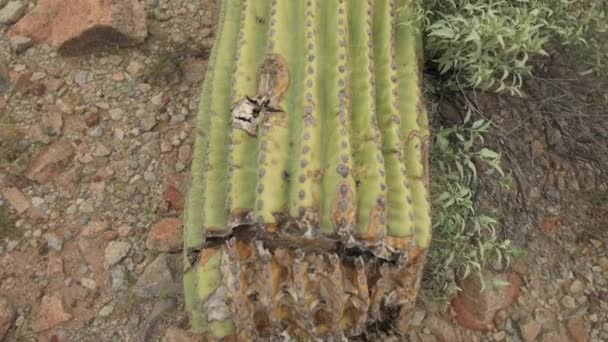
[[231, 54, 289, 136], [185, 0, 431, 339]]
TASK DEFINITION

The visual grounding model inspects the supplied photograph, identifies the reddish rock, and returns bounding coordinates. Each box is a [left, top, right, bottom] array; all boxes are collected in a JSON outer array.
[[567, 318, 589, 342], [47, 253, 64, 276], [8, 0, 147, 56], [452, 272, 522, 331], [519, 319, 542, 342], [164, 185, 184, 210], [146, 218, 183, 252], [25, 139, 75, 184], [32, 294, 72, 332], [0, 297, 14, 340], [2, 187, 31, 215], [84, 111, 100, 127]]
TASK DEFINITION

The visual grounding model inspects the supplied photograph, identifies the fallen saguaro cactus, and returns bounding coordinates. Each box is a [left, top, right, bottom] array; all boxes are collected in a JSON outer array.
[[184, 0, 431, 339]]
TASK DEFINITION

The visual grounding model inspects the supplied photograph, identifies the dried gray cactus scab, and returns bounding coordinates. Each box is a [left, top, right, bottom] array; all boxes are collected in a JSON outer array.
[[231, 54, 289, 136]]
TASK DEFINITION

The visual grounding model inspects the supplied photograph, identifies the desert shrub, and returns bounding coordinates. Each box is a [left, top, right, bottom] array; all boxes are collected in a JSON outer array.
[[422, 0, 608, 94], [424, 111, 522, 300]]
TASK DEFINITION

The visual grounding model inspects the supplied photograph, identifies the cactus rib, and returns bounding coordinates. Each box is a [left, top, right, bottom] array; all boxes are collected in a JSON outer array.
[[185, 0, 432, 338]]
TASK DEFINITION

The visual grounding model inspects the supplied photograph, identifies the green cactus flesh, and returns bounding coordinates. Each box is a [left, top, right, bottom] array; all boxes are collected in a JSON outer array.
[[184, 0, 431, 339]]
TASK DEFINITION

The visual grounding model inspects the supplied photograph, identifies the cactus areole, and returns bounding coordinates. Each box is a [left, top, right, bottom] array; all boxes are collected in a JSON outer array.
[[184, 0, 431, 339]]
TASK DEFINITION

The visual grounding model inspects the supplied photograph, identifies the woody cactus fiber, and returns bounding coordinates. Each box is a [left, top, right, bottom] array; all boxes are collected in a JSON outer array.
[[184, 0, 431, 339]]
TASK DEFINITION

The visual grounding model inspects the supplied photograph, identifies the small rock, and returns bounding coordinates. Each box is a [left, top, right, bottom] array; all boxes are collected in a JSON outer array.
[[44, 233, 63, 251], [560, 295, 576, 310], [42, 111, 63, 136], [80, 277, 97, 290], [109, 108, 124, 121], [127, 60, 145, 76], [74, 70, 88, 85], [8, 0, 147, 56], [9, 35, 32, 53], [519, 319, 542, 342], [410, 310, 426, 327], [111, 265, 128, 291], [98, 304, 114, 318], [92, 144, 112, 157], [140, 112, 157, 131], [117, 224, 132, 237], [0, 1, 26, 25], [25, 139, 75, 184], [87, 126, 104, 138], [180, 58, 206, 84], [177, 145, 191, 163], [170, 114, 186, 125], [569, 279, 584, 294], [32, 294, 72, 332], [2, 187, 31, 215], [104, 241, 132, 269], [31, 196, 44, 207], [566, 318, 589, 342], [146, 218, 183, 252], [84, 111, 101, 127], [493, 331, 506, 341], [0, 297, 15, 340], [163, 186, 183, 210], [133, 254, 180, 299]]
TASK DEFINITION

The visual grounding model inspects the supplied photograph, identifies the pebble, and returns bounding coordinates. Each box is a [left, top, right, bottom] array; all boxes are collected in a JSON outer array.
[[109, 108, 124, 121], [493, 331, 506, 341], [92, 144, 112, 157], [88, 126, 104, 137], [569, 279, 584, 294], [140, 111, 157, 131], [561, 295, 576, 310], [111, 265, 128, 291], [98, 304, 114, 317], [74, 70, 88, 85], [104, 241, 132, 269], [31, 197, 45, 207], [45, 233, 63, 251], [80, 278, 97, 290], [169, 114, 185, 125]]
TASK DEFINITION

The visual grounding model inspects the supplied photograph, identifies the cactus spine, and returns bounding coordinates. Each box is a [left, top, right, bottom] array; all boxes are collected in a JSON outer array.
[[184, 0, 431, 339]]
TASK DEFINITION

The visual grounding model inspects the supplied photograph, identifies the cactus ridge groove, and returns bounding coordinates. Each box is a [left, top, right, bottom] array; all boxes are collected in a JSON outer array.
[[184, 0, 431, 339]]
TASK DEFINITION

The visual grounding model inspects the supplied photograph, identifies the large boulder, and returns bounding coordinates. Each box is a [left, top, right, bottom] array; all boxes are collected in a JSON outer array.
[[8, 0, 147, 56]]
